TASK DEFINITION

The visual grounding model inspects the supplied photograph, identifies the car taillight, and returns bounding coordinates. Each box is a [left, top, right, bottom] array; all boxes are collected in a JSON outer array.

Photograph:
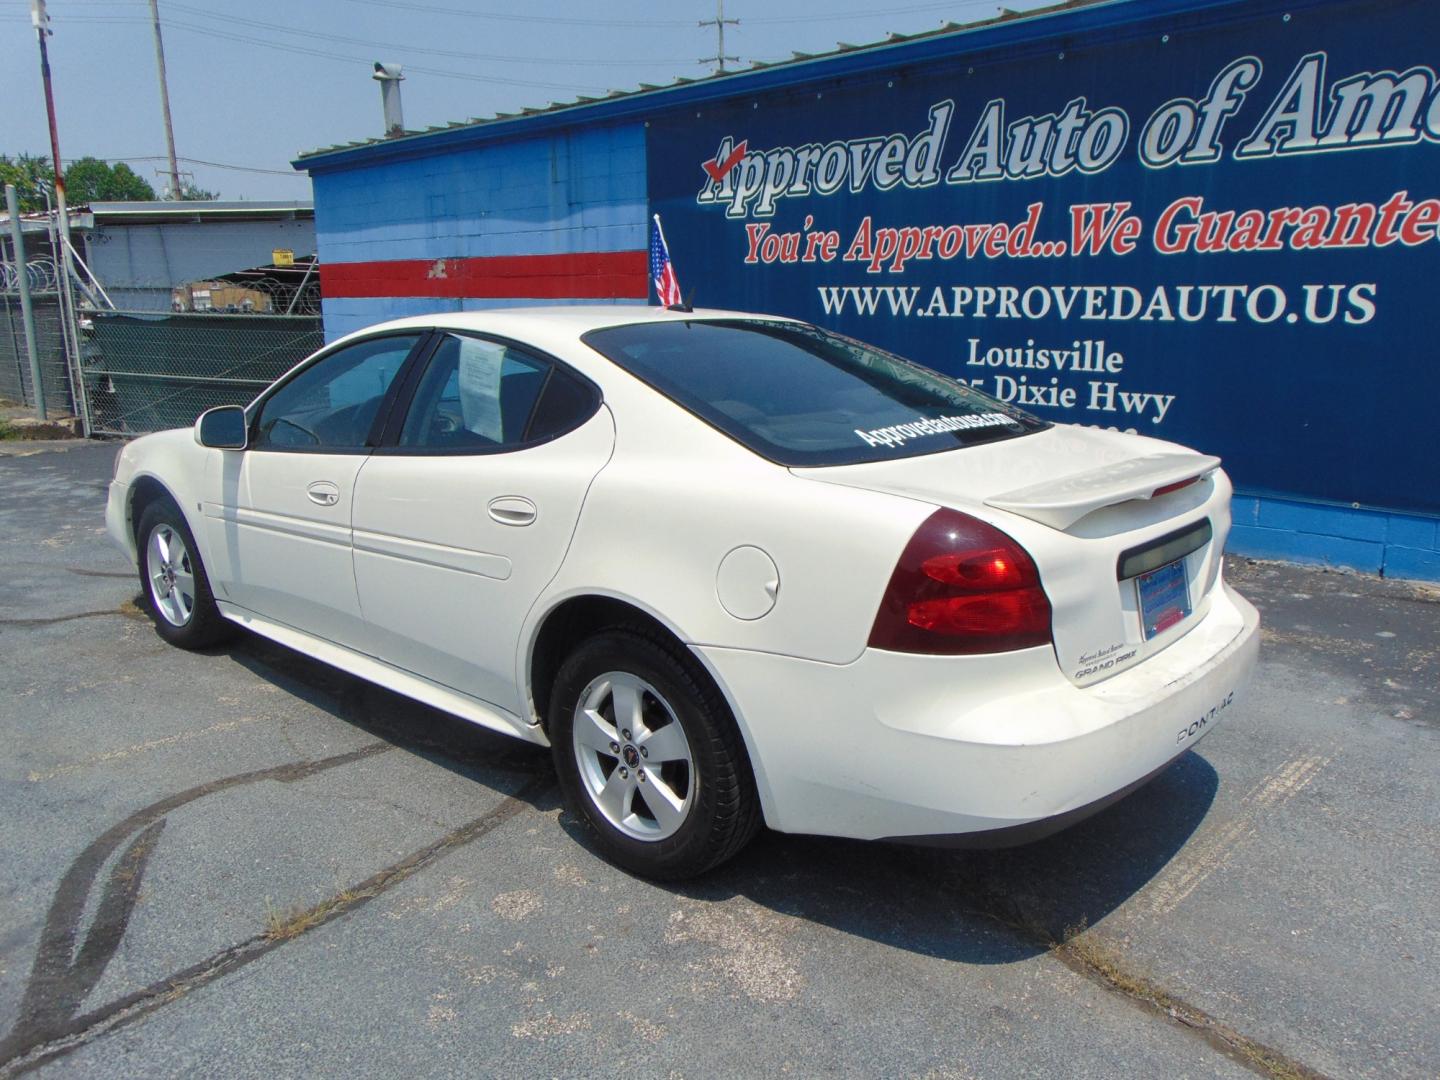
[[868, 509, 1053, 655]]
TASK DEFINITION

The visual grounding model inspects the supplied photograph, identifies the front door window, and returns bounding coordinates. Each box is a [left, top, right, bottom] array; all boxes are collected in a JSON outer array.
[[254, 333, 422, 451]]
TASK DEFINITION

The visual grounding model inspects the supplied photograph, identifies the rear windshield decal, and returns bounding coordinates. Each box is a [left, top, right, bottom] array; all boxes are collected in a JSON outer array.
[[856, 412, 1016, 448]]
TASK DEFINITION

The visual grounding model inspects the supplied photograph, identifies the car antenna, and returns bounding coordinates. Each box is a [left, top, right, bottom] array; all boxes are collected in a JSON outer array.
[[667, 288, 696, 314]]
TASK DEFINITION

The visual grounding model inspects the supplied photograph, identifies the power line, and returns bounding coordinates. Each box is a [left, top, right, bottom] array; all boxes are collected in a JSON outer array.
[[175, 156, 302, 176], [0, 16, 779, 135], [157, 18, 613, 92], [108, 155, 304, 177], [27, 154, 304, 178], [0, 11, 715, 69], [745, 1, 1003, 25], [0, 13, 623, 91], [329, 0, 1017, 28], [162, 2, 699, 68], [0, 11, 141, 19], [332, 0, 697, 29]]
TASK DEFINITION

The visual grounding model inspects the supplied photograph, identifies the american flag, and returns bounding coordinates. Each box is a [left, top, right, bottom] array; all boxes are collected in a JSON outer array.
[[650, 214, 682, 307]]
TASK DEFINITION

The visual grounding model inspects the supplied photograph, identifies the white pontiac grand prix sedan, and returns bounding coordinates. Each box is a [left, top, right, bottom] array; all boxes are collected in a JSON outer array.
[[108, 307, 1258, 879]]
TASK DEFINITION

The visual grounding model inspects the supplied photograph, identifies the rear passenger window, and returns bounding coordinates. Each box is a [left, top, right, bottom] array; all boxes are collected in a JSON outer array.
[[397, 334, 595, 451]]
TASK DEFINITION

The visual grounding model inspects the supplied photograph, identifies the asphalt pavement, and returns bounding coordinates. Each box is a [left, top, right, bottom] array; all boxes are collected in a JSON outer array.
[[1, 440, 1435, 1078]]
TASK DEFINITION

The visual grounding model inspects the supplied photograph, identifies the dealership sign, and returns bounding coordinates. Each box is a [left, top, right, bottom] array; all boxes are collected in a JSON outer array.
[[647, 0, 1438, 513]]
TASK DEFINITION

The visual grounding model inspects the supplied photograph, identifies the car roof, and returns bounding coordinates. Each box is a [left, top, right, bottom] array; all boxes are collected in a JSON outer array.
[[330, 305, 801, 348]]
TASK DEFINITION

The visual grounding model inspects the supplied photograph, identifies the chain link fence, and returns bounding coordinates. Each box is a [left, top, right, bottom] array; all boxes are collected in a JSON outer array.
[[81, 311, 324, 436], [3, 250, 324, 436], [0, 293, 74, 414]]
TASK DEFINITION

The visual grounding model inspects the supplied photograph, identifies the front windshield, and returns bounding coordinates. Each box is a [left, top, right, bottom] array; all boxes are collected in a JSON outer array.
[[583, 319, 1046, 467]]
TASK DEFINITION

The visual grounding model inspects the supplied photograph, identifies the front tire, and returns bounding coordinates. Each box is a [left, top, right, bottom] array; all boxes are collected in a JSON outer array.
[[549, 630, 760, 880], [136, 498, 233, 649]]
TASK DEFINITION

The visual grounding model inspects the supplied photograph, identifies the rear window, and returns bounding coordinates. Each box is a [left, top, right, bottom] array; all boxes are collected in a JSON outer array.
[[583, 319, 1046, 467]]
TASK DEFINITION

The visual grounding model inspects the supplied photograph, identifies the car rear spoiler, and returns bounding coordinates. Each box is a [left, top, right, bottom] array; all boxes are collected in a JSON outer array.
[[984, 452, 1221, 530]]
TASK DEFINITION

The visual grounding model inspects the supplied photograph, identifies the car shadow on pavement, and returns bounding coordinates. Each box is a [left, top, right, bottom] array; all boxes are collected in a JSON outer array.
[[567, 752, 1220, 967], [222, 626, 1216, 968], [223, 631, 558, 789]]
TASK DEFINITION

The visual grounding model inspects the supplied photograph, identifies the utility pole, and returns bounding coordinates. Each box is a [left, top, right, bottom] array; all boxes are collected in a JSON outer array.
[[699, 0, 739, 74], [31, 1, 69, 240], [29, 0, 89, 432], [147, 0, 183, 199]]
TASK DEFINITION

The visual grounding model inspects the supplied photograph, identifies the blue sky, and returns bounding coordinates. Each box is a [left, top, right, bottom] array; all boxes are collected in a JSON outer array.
[[1, 0, 1050, 201]]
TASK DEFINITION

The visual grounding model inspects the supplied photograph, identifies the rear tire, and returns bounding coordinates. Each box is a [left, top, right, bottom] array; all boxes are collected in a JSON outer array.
[[549, 630, 760, 880], [136, 499, 233, 650]]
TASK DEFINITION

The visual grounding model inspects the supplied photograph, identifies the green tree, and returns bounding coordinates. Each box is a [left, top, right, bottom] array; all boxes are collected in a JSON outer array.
[[64, 157, 157, 203], [0, 153, 55, 211], [0, 155, 208, 210]]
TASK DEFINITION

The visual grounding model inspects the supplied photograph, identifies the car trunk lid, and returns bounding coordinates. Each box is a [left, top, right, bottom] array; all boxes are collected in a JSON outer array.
[[792, 424, 1229, 686]]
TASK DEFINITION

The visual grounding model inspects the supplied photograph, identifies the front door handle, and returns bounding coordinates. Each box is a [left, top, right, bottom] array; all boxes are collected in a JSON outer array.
[[488, 496, 536, 526], [307, 480, 341, 507]]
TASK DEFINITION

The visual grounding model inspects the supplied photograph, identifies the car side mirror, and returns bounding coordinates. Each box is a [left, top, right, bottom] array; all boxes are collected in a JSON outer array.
[[195, 405, 249, 450]]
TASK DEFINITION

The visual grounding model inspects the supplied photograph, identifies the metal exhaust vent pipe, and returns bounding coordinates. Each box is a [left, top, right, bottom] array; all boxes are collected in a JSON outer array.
[[373, 62, 405, 138]]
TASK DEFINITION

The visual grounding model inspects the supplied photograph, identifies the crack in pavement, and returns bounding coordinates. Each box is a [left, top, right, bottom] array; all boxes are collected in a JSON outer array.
[[910, 860, 1337, 1080], [3, 563, 133, 580], [1048, 930, 1333, 1080], [0, 609, 134, 628]]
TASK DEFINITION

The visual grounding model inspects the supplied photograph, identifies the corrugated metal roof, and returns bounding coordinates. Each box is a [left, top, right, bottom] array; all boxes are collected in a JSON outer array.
[[84, 200, 312, 217], [1, 200, 314, 234], [294, 0, 1108, 168], [80, 200, 313, 225]]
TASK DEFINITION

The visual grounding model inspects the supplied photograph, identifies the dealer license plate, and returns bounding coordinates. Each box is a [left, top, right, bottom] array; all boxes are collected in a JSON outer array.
[[1136, 558, 1191, 640]]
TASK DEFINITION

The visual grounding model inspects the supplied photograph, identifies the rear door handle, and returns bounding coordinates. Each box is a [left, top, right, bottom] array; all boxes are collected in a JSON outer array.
[[488, 496, 536, 526], [307, 480, 341, 507]]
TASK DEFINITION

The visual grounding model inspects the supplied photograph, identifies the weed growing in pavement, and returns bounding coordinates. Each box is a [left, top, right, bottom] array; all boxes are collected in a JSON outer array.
[[263, 890, 360, 942]]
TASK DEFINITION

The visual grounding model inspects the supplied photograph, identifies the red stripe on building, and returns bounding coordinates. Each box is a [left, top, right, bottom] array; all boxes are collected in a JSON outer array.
[[319, 250, 648, 300]]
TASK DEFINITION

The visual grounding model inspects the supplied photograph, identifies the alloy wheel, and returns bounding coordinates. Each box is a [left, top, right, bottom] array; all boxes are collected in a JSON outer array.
[[571, 671, 696, 842], [146, 524, 196, 627]]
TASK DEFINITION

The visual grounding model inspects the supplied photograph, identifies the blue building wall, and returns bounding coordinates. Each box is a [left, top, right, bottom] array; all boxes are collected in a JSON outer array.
[[1231, 496, 1440, 581], [310, 123, 648, 340]]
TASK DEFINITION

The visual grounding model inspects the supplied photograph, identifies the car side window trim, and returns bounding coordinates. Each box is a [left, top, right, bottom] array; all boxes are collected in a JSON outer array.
[[366, 330, 444, 448], [518, 364, 558, 443], [244, 330, 436, 455], [373, 330, 602, 457]]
